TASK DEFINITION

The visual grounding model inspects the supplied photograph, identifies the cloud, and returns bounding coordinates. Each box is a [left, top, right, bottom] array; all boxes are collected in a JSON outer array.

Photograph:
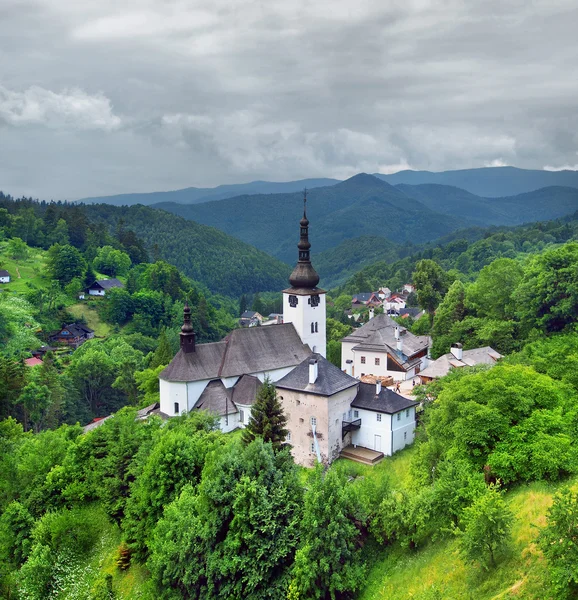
[[0, 85, 121, 131]]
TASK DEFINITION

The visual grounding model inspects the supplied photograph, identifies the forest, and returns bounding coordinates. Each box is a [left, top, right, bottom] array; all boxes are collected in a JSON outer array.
[[1, 193, 578, 599]]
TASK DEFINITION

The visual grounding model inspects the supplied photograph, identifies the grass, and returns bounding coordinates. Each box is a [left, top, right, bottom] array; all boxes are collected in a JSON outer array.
[[357, 477, 577, 600], [0, 242, 48, 294], [68, 302, 112, 337]]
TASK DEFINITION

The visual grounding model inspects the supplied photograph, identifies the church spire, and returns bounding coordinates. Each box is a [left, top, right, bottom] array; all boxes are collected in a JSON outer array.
[[289, 189, 320, 289], [180, 301, 196, 353]]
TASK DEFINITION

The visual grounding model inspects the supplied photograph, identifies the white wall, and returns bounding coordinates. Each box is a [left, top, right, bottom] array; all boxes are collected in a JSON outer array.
[[160, 380, 188, 416], [219, 412, 239, 433], [391, 406, 416, 453], [0, 276, 9, 283], [88, 289, 105, 296], [283, 292, 326, 357], [351, 406, 416, 455]]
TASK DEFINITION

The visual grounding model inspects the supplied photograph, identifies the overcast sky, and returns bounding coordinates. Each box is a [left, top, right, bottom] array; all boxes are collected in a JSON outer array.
[[1, 0, 578, 199]]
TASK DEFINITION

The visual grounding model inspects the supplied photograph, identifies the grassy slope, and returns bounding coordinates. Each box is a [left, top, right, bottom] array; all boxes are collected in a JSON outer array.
[[68, 302, 112, 337], [348, 454, 575, 600], [0, 241, 47, 293]]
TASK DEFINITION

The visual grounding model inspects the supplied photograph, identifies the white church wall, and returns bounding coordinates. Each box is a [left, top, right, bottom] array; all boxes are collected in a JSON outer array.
[[160, 380, 188, 416]]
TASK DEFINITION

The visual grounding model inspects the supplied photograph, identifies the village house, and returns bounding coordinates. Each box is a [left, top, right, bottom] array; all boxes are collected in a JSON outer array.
[[87, 278, 124, 296], [0, 269, 10, 283], [341, 314, 430, 382], [238, 310, 264, 327], [418, 343, 502, 384], [50, 323, 94, 348]]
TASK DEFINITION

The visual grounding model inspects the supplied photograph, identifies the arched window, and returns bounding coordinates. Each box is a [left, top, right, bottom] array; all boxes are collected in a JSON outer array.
[[174, 402, 179, 414], [315, 322, 318, 333], [311, 322, 315, 333]]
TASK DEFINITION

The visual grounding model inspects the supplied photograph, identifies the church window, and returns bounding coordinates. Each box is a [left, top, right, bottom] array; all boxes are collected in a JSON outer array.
[[225, 414, 229, 426], [315, 322, 318, 333], [311, 322, 315, 333], [377, 413, 382, 422], [289, 295, 298, 308], [375, 358, 380, 366], [310, 416, 317, 427], [310, 294, 320, 307], [174, 402, 179, 414], [239, 409, 245, 423], [361, 356, 366, 364]]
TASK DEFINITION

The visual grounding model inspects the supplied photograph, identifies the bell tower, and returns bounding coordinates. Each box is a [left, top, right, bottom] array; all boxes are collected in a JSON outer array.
[[282, 190, 326, 357]]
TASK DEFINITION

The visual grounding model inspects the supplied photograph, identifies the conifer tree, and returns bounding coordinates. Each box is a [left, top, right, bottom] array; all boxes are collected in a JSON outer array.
[[242, 378, 288, 451], [149, 329, 173, 368]]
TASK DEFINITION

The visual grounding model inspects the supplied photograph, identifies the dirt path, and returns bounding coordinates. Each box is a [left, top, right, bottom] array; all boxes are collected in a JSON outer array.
[[16, 266, 21, 279]]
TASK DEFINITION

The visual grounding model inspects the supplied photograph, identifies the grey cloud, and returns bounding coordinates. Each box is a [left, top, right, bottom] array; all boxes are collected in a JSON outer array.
[[0, 0, 577, 198]]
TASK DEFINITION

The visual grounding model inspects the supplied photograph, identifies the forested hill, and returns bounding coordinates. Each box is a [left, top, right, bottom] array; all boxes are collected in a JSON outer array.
[[79, 177, 339, 206], [377, 165, 578, 197], [0, 195, 290, 296], [397, 184, 578, 226], [80, 204, 291, 297], [154, 173, 466, 263], [338, 210, 578, 295]]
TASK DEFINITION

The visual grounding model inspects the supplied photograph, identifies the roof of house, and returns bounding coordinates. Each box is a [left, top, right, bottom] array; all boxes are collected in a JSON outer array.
[[89, 278, 124, 290], [231, 374, 262, 406], [351, 382, 418, 414], [57, 323, 94, 337], [398, 307, 424, 319], [276, 353, 358, 397], [194, 380, 237, 416], [0, 270, 10, 277], [24, 357, 43, 367], [160, 323, 311, 383], [342, 314, 430, 367], [419, 347, 502, 379], [240, 310, 260, 319], [352, 293, 373, 303]]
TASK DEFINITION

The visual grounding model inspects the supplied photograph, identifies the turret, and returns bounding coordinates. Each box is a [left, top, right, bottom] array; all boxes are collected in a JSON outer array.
[[180, 302, 196, 353]]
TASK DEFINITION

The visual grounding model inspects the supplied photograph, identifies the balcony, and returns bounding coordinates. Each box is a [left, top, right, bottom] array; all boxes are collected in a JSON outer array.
[[342, 418, 361, 439]]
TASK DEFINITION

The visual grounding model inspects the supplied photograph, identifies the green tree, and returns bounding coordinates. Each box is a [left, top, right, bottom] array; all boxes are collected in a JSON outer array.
[[413, 259, 449, 321], [46, 244, 86, 285], [6, 237, 28, 259], [149, 328, 173, 369], [538, 486, 578, 598], [242, 378, 288, 451], [289, 467, 365, 600], [17, 382, 52, 433], [431, 280, 467, 357], [93, 245, 132, 277], [454, 485, 513, 569]]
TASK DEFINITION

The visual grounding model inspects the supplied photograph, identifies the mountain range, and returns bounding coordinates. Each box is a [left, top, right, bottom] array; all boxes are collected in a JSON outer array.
[[78, 166, 578, 206]]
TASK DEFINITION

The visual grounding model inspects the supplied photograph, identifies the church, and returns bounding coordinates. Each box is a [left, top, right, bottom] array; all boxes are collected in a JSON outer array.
[[159, 198, 420, 466]]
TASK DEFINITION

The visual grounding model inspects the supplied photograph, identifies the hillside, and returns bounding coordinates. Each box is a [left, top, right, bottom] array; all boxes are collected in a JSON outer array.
[[154, 174, 467, 263], [80, 204, 291, 296], [398, 184, 578, 226], [78, 177, 339, 206], [377, 165, 578, 197]]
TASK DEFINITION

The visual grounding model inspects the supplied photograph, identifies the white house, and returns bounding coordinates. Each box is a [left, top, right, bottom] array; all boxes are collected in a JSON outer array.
[[350, 381, 418, 455], [87, 278, 124, 296], [0, 270, 10, 283], [341, 314, 430, 382]]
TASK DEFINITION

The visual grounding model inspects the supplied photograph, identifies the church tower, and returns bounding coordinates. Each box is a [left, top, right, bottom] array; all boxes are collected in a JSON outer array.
[[180, 301, 196, 354], [283, 192, 326, 357]]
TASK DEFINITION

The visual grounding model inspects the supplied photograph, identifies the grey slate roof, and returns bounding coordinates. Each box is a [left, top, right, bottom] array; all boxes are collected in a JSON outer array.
[[351, 382, 418, 414], [231, 374, 262, 406], [352, 292, 373, 303], [194, 380, 237, 416], [240, 310, 258, 318], [419, 347, 502, 379], [90, 278, 124, 290], [276, 353, 358, 397], [0, 270, 9, 277], [342, 314, 430, 367], [57, 323, 94, 337], [160, 323, 311, 383]]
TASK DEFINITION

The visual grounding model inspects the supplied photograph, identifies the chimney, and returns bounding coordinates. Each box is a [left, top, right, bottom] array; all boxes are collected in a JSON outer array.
[[397, 338, 403, 353], [450, 343, 463, 361], [369, 308, 375, 320], [309, 358, 318, 384], [345, 359, 353, 376], [394, 326, 400, 340], [375, 380, 382, 395]]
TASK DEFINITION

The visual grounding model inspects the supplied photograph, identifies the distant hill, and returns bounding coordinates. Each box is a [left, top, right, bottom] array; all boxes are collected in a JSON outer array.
[[377, 166, 578, 197], [81, 204, 290, 296], [315, 235, 403, 289], [397, 184, 578, 226], [78, 178, 339, 206], [154, 174, 467, 264]]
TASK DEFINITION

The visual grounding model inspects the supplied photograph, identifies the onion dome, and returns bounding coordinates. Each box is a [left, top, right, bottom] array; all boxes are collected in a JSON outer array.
[[289, 192, 320, 289]]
